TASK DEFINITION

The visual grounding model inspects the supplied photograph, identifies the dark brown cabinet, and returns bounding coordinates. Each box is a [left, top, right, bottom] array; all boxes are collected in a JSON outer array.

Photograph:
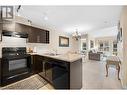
[[29, 27, 49, 43], [32, 55, 43, 74], [1, 21, 50, 43], [15, 23, 31, 33]]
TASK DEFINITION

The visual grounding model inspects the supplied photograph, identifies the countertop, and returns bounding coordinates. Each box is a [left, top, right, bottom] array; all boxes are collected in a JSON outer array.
[[29, 52, 82, 62]]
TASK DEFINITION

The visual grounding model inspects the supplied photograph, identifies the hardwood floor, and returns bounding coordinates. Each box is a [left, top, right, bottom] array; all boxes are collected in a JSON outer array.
[[82, 60, 122, 89]]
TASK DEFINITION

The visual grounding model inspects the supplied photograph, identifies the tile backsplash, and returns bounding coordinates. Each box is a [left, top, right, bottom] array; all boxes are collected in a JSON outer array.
[[1, 36, 27, 47]]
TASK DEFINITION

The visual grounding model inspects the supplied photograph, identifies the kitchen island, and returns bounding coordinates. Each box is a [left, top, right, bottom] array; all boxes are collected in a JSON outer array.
[[30, 53, 82, 89]]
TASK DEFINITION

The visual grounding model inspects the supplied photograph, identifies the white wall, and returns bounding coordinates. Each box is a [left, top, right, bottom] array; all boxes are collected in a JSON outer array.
[[118, 6, 127, 88]]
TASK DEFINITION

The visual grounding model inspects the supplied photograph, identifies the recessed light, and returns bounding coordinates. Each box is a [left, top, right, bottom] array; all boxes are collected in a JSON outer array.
[[44, 16, 48, 21]]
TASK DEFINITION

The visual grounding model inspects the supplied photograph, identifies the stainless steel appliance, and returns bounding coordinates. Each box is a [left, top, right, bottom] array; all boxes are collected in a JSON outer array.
[[1, 47, 32, 86]]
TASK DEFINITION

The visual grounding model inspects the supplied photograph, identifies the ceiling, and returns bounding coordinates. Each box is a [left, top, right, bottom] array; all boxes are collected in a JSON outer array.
[[15, 6, 123, 36]]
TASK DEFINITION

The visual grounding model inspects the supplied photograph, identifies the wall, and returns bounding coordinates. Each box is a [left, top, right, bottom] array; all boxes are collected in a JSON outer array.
[[119, 6, 127, 88]]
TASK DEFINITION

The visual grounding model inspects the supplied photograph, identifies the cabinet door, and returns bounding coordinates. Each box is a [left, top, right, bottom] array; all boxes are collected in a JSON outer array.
[[33, 55, 43, 74], [40, 29, 46, 43], [40, 30, 49, 43], [46, 31, 49, 43], [36, 29, 42, 43], [15, 23, 31, 33]]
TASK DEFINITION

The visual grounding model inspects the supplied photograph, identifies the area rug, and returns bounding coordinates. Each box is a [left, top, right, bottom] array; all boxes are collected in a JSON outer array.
[[2, 74, 47, 90]]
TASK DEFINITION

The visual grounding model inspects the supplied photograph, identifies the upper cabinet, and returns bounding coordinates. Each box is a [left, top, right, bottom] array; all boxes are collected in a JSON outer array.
[[28, 26, 49, 43], [1, 21, 50, 44]]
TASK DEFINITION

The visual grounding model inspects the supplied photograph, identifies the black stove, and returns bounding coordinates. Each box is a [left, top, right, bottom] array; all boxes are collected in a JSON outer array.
[[1, 47, 32, 86], [2, 47, 27, 57]]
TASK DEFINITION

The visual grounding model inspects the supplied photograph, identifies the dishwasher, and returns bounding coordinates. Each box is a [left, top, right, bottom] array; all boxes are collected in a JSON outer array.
[[40, 59, 69, 89]]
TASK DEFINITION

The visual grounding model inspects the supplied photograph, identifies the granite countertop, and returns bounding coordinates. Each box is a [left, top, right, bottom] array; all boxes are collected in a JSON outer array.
[[29, 52, 82, 62]]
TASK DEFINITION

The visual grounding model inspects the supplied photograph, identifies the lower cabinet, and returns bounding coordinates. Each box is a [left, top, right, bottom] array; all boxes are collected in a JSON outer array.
[[32, 55, 82, 89], [32, 55, 43, 74], [32, 55, 69, 89]]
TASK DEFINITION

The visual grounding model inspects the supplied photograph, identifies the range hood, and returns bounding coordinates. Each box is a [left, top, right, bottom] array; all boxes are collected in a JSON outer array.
[[2, 30, 28, 38]]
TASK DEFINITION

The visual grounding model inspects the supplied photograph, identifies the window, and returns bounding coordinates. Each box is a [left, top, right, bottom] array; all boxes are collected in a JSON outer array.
[[99, 43, 103, 51], [99, 42, 109, 51], [90, 40, 94, 48], [82, 42, 87, 50], [104, 42, 109, 51]]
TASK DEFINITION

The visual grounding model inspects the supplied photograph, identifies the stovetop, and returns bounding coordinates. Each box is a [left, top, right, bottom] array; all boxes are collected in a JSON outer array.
[[2, 47, 28, 57]]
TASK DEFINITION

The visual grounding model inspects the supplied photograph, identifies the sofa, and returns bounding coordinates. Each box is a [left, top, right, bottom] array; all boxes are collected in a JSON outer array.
[[88, 51, 103, 61]]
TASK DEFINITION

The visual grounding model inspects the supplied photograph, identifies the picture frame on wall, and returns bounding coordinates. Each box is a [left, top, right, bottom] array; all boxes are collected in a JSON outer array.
[[59, 36, 69, 47]]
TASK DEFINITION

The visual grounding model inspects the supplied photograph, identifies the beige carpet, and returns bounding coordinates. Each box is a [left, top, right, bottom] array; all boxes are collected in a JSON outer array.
[[2, 74, 47, 90]]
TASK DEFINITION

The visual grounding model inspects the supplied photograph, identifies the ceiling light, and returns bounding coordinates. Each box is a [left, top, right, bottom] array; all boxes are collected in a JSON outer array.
[[72, 29, 81, 41], [44, 16, 48, 20], [43, 12, 48, 21]]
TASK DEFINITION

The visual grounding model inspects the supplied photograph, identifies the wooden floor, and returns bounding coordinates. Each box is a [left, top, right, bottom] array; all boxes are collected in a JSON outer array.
[[82, 60, 122, 89]]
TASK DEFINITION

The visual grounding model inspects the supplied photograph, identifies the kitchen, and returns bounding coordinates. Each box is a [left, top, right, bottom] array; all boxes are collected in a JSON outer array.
[[0, 6, 82, 89]]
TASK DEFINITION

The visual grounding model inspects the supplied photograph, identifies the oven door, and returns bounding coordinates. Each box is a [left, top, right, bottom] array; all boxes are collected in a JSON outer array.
[[1, 55, 31, 83]]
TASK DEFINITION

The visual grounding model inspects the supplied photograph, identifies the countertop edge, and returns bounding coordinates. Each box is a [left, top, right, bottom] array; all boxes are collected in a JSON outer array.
[[29, 53, 82, 63]]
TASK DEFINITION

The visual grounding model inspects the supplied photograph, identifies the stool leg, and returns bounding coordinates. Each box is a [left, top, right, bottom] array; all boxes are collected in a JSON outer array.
[[117, 65, 120, 80], [106, 64, 108, 77]]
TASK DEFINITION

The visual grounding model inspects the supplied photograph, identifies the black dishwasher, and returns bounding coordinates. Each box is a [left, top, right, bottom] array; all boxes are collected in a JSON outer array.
[[41, 59, 69, 89]]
